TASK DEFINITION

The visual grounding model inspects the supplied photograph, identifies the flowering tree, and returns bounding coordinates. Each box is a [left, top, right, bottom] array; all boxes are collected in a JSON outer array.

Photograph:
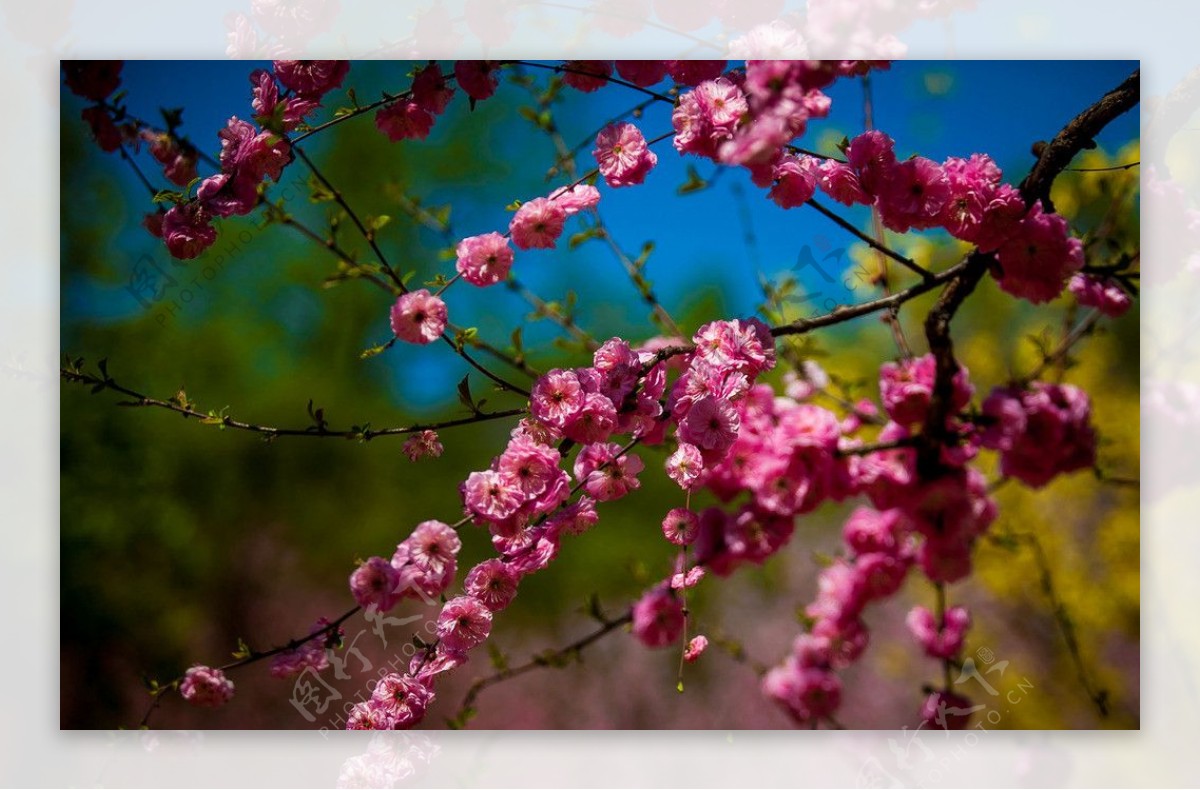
[[61, 59, 1139, 730]]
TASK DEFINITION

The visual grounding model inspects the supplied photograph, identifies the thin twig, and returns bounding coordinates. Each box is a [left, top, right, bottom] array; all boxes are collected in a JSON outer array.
[[61, 365, 524, 441]]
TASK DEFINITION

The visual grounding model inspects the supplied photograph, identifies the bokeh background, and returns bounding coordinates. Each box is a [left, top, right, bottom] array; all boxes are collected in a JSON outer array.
[[60, 59, 1139, 730]]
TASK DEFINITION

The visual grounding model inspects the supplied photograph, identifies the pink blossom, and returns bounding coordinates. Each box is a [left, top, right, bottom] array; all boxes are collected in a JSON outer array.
[[855, 552, 910, 600], [249, 68, 317, 132], [1069, 274, 1132, 317], [666, 60, 727, 86], [631, 585, 684, 648], [679, 396, 741, 456], [806, 560, 868, 628], [816, 159, 868, 205], [671, 565, 706, 590], [196, 172, 257, 218], [273, 60, 349, 98], [346, 700, 395, 730], [371, 673, 433, 729], [761, 659, 841, 724], [994, 201, 1084, 304], [143, 131, 198, 187], [876, 156, 951, 233], [81, 107, 121, 152], [562, 60, 612, 92], [573, 442, 643, 501], [842, 506, 906, 556], [549, 496, 599, 536], [846, 130, 897, 195], [879, 353, 973, 427], [981, 382, 1096, 488], [661, 507, 700, 546], [142, 211, 164, 239], [594, 122, 658, 187], [916, 533, 973, 583], [497, 436, 562, 497], [390, 289, 447, 344], [672, 79, 745, 159], [375, 101, 434, 142], [402, 430, 443, 462], [404, 520, 461, 578], [811, 617, 870, 669], [63, 60, 123, 101], [615, 60, 669, 86], [411, 645, 468, 686], [769, 154, 819, 209], [180, 665, 234, 708], [162, 202, 217, 260], [530, 369, 585, 428], [350, 557, 402, 612], [562, 393, 618, 444], [906, 605, 970, 659], [218, 117, 290, 183], [938, 153, 1003, 240], [683, 635, 709, 663], [464, 559, 520, 612], [411, 63, 454, 115], [509, 197, 567, 250], [920, 690, 975, 730], [436, 595, 493, 652], [269, 617, 337, 678], [454, 60, 499, 101], [666, 443, 705, 489], [548, 184, 601, 215], [455, 232, 514, 287], [462, 469, 524, 523]]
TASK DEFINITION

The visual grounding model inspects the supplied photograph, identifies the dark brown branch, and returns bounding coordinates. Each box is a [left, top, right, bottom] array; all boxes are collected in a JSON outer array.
[[61, 364, 524, 441], [918, 69, 1140, 475], [293, 145, 408, 294], [138, 605, 361, 728], [452, 611, 633, 725], [1020, 69, 1140, 212]]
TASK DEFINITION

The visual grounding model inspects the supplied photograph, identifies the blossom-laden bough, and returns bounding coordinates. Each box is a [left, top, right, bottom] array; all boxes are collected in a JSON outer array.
[[61, 58, 1139, 731]]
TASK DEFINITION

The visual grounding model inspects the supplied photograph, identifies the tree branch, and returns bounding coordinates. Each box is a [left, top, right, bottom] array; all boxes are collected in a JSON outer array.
[[61, 362, 524, 441]]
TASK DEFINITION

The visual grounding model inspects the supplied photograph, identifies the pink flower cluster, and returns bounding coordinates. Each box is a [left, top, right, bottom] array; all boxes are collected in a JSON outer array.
[[376, 63, 454, 142], [981, 382, 1097, 488], [349, 519, 462, 612], [180, 665, 235, 708], [63, 62, 201, 196], [788, 131, 1083, 303], [452, 183, 601, 290], [158, 60, 346, 260], [670, 61, 882, 185], [403, 430, 444, 462], [1069, 274, 1132, 317]]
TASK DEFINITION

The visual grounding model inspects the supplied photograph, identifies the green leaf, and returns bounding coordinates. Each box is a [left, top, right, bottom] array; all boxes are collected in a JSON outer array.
[[568, 226, 604, 250], [677, 165, 708, 195], [307, 174, 336, 203], [366, 215, 392, 232]]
